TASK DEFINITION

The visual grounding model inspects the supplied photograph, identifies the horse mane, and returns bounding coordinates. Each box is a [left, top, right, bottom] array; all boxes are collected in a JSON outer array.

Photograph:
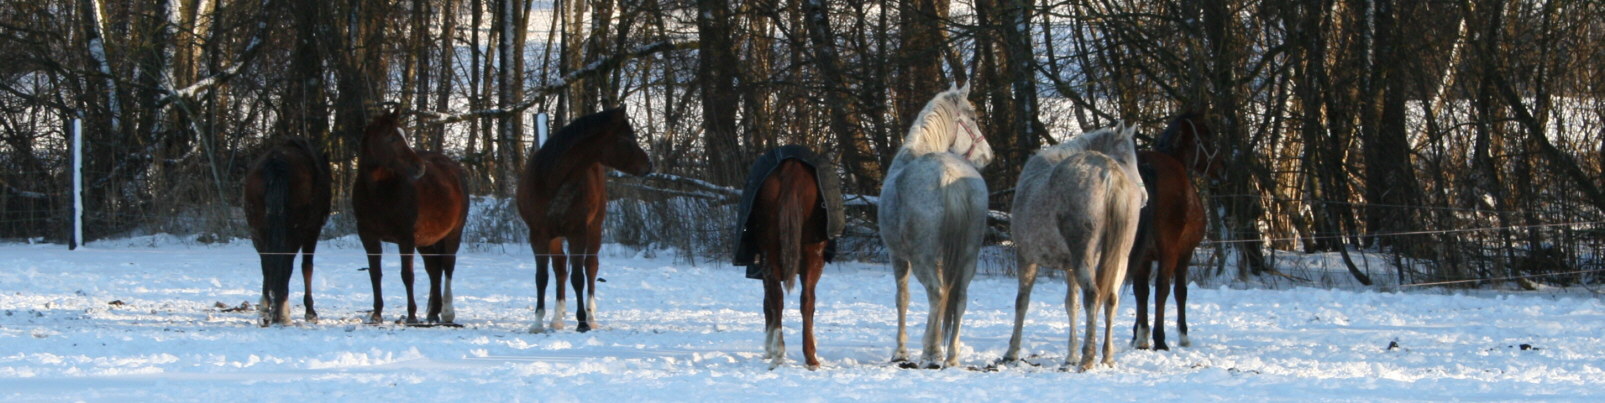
[[533, 108, 623, 175], [1046, 125, 1138, 164], [1155, 113, 1201, 155], [901, 87, 970, 155]]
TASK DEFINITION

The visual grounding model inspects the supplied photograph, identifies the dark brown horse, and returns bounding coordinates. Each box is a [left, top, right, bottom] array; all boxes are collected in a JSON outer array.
[[733, 146, 844, 370], [517, 108, 652, 333], [243, 137, 331, 326], [1129, 113, 1223, 350], [353, 111, 469, 325]]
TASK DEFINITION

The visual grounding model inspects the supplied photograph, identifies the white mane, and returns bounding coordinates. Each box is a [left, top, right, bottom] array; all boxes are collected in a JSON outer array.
[[898, 85, 993, 168]]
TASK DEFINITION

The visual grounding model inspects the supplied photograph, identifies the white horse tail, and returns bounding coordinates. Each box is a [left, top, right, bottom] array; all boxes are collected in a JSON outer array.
[[940, 176, 987, 276]]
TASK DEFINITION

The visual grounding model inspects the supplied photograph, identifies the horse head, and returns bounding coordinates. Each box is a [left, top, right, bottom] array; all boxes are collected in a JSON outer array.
[[598, 107, 653, 176], [1159, 113, 1224, 181], [360, 111, 427, 181]]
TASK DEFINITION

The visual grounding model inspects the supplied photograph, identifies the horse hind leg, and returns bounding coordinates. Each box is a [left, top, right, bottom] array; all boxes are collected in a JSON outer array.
[[801, 247, 824, 370], [762, 268, 785, 369], [1175, 250, 1194, 347], [890, 257, 912, 363], [1152, 256, 1176, 351], [1003, 260, 1039, 363], [300, 241, 319, 323], [918, 269, 949, 368], [1130, 255, 1153, 349], [1076, 284, 1099, 372]]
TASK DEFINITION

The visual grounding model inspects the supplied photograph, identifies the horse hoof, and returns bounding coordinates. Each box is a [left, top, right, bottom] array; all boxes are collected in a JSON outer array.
[[305, 312, 320, 324], [576, 323, 592, 333], [1179, 334, 1192, 347], [894, 360, 920, 369], [921, 362, 942, 370], [366, 312, 384, 325], [551, 320, 565, 331], [805, 363, 820, 371], [1155, 343, 1170, 351], [528, 324, 547, 334]]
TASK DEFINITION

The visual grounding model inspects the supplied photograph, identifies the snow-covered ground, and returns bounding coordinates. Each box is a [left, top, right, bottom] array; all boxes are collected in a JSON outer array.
[[2, 236, 1602, 401]]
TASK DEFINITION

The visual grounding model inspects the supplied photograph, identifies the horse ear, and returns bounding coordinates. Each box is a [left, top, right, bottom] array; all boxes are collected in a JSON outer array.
[[958, 80, 971, 97]]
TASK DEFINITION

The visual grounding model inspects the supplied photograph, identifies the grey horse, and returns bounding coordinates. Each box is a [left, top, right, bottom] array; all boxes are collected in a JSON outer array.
[[878, 83, 993, 368], [1003, 124, 1146, 371]]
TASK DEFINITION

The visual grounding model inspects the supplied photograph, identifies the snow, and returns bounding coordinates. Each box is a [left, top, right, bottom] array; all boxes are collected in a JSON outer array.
[[2, 236, 1603, 401]]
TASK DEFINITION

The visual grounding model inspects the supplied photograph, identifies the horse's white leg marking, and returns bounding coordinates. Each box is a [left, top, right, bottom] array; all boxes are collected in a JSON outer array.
[[529, 307, 547, 333], [441, 274, 456, 323], [766, 327, 785, 369], [552, 300, 567, 330], [1179, 333, 1192, 347], [586, 293, 597, 328], [276, 297, 292, 325], [1134, 323, 1152, 349]]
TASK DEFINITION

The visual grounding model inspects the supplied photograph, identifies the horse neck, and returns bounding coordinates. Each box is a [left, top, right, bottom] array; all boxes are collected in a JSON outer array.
[[903, 105, 958, 156], [535, 140, 606, 191]]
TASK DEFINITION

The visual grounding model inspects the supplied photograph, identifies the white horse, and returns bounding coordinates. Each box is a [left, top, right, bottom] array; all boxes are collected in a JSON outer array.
[[1003, 124, 1146, 371], [878, 83, 993, 368]]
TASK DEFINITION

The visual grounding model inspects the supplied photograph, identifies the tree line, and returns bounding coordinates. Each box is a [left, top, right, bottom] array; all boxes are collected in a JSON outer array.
[[1, 0, 1601, 285]]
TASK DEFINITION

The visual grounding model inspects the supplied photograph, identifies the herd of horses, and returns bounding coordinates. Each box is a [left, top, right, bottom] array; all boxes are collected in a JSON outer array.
[[242, 85, 1220, 372]]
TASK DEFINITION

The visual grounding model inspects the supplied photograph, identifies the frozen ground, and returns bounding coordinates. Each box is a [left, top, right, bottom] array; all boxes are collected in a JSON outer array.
[[2, 236, 1603, 401]]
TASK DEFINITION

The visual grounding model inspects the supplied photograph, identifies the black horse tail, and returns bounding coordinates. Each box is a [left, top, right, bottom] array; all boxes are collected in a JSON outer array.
[[261, 155, 292, 254]]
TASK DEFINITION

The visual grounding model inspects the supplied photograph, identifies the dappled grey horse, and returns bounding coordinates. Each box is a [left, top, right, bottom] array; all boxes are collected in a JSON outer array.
[[878, 83, 993, 368], [1003, 124, 1146, 371]]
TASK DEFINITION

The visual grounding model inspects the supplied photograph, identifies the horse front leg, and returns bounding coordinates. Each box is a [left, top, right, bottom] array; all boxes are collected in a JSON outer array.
[[420, 247, 445, 323], [1175, 250, 1194, 347], [361, 236, 385, 324], [399, 242, 419, 324], [1003, 260, 1039, 363]]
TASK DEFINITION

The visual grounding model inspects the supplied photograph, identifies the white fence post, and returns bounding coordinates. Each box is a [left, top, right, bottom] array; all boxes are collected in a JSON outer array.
[[71, 117, 83, 250], [536, 112, 548, 147]]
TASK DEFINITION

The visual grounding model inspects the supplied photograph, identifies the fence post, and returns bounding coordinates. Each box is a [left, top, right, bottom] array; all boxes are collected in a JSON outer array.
[[71, 116, 83, 250], [536, 112, 548, 147]]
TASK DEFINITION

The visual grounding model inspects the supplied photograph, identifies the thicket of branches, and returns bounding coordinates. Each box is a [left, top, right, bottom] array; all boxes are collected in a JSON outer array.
[[1, 0, 1601, 285]]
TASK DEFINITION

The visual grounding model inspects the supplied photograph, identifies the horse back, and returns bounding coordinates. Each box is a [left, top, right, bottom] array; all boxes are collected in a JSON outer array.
[[879, 153, 987, 258], [244, 140, 332, 251]]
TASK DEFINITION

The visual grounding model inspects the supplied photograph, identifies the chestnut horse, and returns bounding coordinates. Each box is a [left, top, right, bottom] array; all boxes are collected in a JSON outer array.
[[353, 111, 469, 325], [243, 137, 331, 326], [1129, 113, 1223, 350], [733, 145, 844, 370], [517, 108, 652, 333]]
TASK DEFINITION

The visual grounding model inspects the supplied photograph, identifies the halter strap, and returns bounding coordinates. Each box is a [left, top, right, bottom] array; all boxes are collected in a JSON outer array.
[[957, 119, 983, 160], [1181, 117, 1219, 175]]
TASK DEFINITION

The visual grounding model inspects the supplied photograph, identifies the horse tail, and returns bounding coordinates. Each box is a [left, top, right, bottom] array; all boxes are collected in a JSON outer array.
[[940, 173, 987, 279], [778, 181, 805, 292], [1102, 161, 1144, 283], [261, 155, 292, 254]]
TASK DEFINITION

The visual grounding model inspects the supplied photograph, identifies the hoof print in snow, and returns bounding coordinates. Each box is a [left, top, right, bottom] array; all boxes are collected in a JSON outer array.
[[107, 300, 126, 307], [893, 360, 920, 369], [1386, 341, 1400, 351], [1518, 344, 1539, 351]]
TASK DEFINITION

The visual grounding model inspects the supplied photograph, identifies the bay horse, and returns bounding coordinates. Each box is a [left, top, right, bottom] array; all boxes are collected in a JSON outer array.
[[732, 145, 844, 370], [1003, 124, 1146, 371], [1129, 113, 1223, 350], [243, 137, 331, 326], [517, 107, 652, 333], [878, 84, 993, 368], [352, 111, 469, 325]]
